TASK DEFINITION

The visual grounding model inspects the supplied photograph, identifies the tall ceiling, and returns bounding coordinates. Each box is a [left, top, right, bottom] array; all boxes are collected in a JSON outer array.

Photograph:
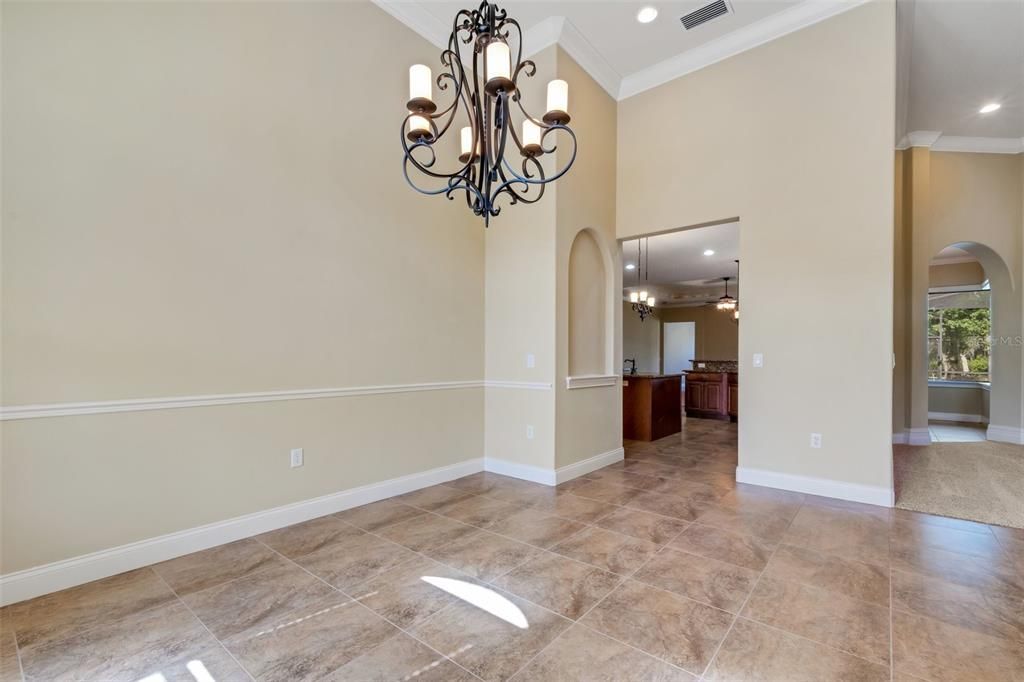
[[900, 0, 1024, 143], [622, 222, 740, 307], [377, 0, 859, 99]]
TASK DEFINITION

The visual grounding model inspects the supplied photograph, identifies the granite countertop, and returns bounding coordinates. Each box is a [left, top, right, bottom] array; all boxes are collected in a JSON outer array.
[[688, 360, 739, 372]]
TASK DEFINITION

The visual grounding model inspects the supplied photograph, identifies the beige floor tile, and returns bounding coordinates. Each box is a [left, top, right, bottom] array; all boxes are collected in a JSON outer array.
[[0, 632, 20, 682], [409, 586, 571, 682], [395, 484, 477, 512], [18, 601, 245, 682], [782, 506, 890, 566], [551, 526, 661, 575], [443, 472, 530, 497], [151, 538, 285, 596], [669, 523, 777, 571], [348, 556, 476, 629], [633, 547, 758, 613], [890, 541, 1024, 601], [323, 631, 477, 681], [223, 596, 396, 682], [334, 499, 425, 532], [377, 513, 477, 552], [4, 569, 176, 651], [494, 552, 621, 620], [181, 561, 338, 640], [742, 576, 891, 665], [892, 568, 1024, 642], [487, 507, 586, 549], [423, 530, 541, 582], [296, 532, 417, 590], [892, 508, 996, 535], [595, 507, 690, 545], [693, 504, 794, 542], [255, 514, 365, 559], [763, 544, 889, 606], [437, 495, 523, 529], [893, 610, 1024, 682], [580, 580, 733, 675], [566, 480, 645, 506], [510, 624, 695, 681], [890, 519, 1006, 560], [529, 492, 619, 523], [625, 491, 707, 522], [705, 618, 889, 682], [991, 524, 1024, 545]]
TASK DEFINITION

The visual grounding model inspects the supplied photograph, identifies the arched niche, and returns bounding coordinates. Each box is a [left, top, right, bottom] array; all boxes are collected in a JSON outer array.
[[568, 227, 614, 378], [930, 241, 1021, 438]]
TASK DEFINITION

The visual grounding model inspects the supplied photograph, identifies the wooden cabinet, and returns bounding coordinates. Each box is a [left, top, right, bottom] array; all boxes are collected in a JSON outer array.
[[684, 372, 737, 422], [623, 375, 682, 441]]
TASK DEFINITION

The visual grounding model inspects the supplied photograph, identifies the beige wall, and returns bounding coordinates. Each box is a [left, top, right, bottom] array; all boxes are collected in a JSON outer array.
[[1, 1, 484, 573], [568, 231, 607, 377], [929, 261, 986, 288], [554, 48, 621, 469], [893, 150, 1023, 440], [618, 2, 896, 491], [928, 385, 989, 420], [622, 302, 660, 373], [657, 306, 739, 365]]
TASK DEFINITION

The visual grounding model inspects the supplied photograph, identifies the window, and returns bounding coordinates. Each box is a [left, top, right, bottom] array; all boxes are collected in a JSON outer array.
[[928, 285, 991, 383]]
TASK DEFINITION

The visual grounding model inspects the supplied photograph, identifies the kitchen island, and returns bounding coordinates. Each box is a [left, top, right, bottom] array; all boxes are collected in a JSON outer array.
[[684, 360, 738, 421], [622, 373, 682, 441]]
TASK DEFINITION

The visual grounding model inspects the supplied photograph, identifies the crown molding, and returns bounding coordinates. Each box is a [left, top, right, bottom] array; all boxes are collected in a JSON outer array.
[[617, 0, 870, 99], [375, 0, 871, 102], [897, 131, 1024, 154]]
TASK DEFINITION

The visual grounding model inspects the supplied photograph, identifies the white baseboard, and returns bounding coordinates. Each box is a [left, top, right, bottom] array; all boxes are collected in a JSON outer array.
[[555, 447, 624, 484], [891, 431, 908, 444], [485, 447, 625, 487], [907, 427, 932, 445], [928, 412, 986, 424], [0, 457, 484, 607], [736, 466, 894, 508], [484, 457, 556, 486], [987, 425, 1024, 445]]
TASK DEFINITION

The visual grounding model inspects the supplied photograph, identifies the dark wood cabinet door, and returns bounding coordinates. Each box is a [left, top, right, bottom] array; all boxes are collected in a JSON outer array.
[[685, 381, 702, 410], [728, 385, 738, 417], [704, 382, 723, 411]]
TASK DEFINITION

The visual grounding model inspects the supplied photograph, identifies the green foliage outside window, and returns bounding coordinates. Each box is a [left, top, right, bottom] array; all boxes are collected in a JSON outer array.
[[927, 290, 991, 382]]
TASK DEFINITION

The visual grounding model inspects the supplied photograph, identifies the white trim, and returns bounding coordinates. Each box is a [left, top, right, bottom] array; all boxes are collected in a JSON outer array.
[[484, 457, 555, 486], [907, 427, 932, 446], [928, 379, 990, 390], [484, 380, 553, 391], [565, 374, 618, 390], [370, 0, 448, 48], [897, 131, 1024, 155], [928, 411, 986, 424], [0, 457, 484, 606], [736, 466, 894, 508], [374, 0, 871, 102], [555, 447, 624, 484], [1, 380, 558, 420], [617, 0, 870, 99], [0, 381, 486, 421], [892, 431, 908, 445], [987, 425, 1024, 445]]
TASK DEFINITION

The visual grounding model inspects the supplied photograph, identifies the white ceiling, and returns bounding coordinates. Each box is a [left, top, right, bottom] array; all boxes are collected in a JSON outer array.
[[899, 0, 1024, 148], [376, 0, 865, 99], [623, 221, 740, 306]]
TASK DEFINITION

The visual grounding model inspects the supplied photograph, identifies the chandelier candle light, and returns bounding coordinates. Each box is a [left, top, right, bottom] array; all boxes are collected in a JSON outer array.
[[401, 2, 577, 226], [630, 238, 656, 321]]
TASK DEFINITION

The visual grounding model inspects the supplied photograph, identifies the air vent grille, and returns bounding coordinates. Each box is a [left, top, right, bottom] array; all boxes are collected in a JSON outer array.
[[680, 0, 731, 30]]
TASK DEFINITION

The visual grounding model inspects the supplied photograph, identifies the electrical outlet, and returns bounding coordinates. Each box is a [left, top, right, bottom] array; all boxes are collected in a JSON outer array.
[[810, 433, 822, 449], [753, 353, 764, 368], [290, 448, 304, 468], [526, 353, 536, 368], [526, 425, 535, 440]]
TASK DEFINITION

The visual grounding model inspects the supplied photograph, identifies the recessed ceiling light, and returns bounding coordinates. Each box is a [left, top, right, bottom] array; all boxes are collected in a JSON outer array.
[[636, 6, 658, 23], [979, 102, 1001, 114], [625, 263, 636, 270], [703, 249, 715, 256]]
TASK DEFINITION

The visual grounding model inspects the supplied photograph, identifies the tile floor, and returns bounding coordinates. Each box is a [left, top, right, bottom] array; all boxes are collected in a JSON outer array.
[[2, 418, 1023, 681], [927, 421, 988, 443]]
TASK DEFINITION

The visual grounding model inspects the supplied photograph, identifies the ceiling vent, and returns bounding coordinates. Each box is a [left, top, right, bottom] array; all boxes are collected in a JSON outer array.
[[680, 0, 732, 30]]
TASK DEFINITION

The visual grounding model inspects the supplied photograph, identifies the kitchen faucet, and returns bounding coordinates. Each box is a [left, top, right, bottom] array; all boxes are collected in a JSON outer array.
[[624, 358, 637, 375]]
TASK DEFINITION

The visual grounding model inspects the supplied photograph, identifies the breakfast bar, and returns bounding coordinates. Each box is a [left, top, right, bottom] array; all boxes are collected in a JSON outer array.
[[622, 373, 683, 441]]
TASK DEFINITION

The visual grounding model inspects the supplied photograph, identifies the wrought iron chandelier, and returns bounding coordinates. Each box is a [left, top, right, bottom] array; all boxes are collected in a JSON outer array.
[[629, 238, 656, 322], [401, 1, 577, 226], [716, 277, 737, 311]]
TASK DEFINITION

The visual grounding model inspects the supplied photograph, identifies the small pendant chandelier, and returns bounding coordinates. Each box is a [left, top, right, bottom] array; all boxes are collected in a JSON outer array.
[[629, 238, 656, 322], [401, 2, 577, 226], [716, 276, 737, 312]]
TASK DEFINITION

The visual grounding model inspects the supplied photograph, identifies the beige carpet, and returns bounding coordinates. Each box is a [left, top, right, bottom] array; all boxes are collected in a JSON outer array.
[[894, 440, 1024, 529]]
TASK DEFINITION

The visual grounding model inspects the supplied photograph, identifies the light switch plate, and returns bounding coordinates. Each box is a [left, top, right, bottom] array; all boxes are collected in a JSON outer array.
[[290, 448, 304, 468], [526, 425, 535, 439], [526, 353, 535, 369], [810, 433, 822, 449], [753, 353, 764, 368]]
